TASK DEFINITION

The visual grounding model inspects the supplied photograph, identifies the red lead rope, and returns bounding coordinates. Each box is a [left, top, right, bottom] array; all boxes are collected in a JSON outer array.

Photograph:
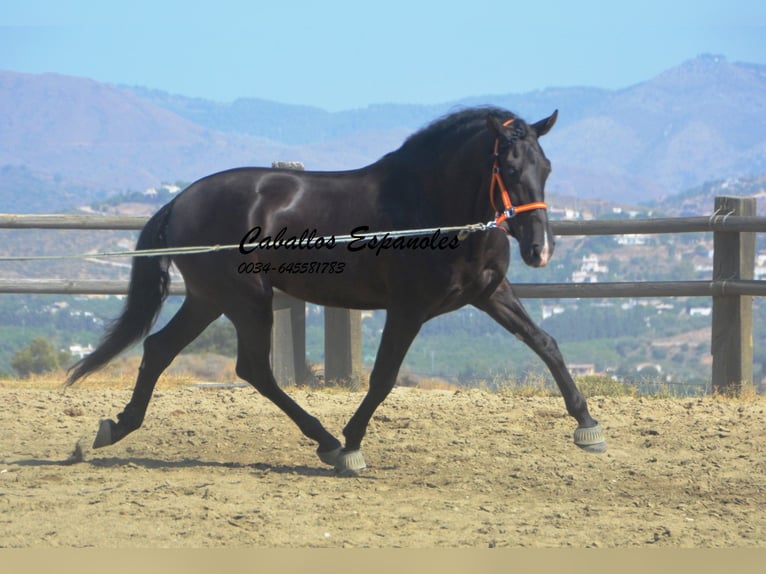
[[490, 118, 547, 229]]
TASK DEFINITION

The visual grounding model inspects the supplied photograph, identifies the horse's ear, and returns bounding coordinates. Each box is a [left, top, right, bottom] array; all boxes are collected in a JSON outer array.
[[531, 110, 558, 137]]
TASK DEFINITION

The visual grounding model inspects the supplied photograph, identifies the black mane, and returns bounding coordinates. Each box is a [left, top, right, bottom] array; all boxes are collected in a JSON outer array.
[[394, 106, 525, 162]]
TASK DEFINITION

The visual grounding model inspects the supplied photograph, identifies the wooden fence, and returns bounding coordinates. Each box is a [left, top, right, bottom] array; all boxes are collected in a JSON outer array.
[[0, 212, 362, 387], [0, 195, 764, 395]]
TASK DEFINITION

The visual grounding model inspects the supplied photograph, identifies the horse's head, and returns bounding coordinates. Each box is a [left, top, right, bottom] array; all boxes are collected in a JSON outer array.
[[486, 111, 558, 268]]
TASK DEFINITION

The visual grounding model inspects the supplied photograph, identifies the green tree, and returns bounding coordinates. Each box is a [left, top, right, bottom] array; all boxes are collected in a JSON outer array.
[[184, 319, 237, 356], [11, 338, 71, 377]]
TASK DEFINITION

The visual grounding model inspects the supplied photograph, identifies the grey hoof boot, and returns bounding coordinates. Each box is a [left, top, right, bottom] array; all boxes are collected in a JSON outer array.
[[317, 446, 367, 474], [334, 449, 367, 474], [574, 423, 607, 453]]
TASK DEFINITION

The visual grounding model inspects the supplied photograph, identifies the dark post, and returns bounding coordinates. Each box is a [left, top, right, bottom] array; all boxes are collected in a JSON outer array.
[[289, 296, 310, 384], [711, 196, 755, 396]]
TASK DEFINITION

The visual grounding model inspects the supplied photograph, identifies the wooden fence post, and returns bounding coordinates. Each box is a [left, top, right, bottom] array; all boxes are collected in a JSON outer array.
[[271, 293, 309, 385], [711, 196, 756, 396], [324, 307, 363, 387]]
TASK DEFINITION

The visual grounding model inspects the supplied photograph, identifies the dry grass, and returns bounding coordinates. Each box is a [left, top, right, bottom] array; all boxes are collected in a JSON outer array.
[[410, 377, 459, 391], [575, 374, 639, 398], [1, 361, 762, 404], [0, 370, 197, 391], [0, 352, 239, 391], [712, 379, 761, 401]]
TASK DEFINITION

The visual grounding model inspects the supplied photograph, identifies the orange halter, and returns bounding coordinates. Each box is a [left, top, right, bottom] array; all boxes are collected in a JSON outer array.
[[490, 118, 548, 229]]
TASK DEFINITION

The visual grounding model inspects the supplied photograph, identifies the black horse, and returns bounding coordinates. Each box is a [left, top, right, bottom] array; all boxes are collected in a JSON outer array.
[[67, 106, 606, 472]]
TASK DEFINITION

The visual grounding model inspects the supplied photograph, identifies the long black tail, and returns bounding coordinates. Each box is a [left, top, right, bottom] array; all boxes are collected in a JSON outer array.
[[66, 202, 174, 385]]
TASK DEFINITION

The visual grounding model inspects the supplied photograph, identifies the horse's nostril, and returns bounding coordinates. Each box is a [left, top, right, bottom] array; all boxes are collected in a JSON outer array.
[[530, 242, 551, 267]]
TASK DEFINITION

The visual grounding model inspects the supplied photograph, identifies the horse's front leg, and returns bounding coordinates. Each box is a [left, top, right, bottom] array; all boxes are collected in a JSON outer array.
[[474, 279, 606, 452], [331, 309, 424, 473]]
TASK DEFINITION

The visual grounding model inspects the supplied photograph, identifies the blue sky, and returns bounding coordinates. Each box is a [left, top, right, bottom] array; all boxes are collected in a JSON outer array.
[[2, 0, 765, 111]]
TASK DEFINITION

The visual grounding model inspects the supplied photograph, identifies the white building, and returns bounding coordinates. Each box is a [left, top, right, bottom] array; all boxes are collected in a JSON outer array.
[[69, 344, 94, 359], [615, 234, 648, 246]]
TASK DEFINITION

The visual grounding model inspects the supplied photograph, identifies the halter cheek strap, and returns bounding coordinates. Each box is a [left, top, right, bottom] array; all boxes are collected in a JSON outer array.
[[490, 118, 547, 229]]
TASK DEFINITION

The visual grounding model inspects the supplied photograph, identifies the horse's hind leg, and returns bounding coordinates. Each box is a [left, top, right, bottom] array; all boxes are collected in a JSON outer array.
[[474, 279, 606, 452], [93, 295, 221, 448], [224, 299, 342, 462]]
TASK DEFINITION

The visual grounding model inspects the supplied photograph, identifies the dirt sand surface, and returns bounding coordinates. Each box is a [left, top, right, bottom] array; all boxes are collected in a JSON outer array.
[[1, 385, 764, 547]]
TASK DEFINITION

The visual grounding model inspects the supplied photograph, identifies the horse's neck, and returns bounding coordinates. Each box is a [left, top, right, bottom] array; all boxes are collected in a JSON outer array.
[[424, 150, 493, 225]]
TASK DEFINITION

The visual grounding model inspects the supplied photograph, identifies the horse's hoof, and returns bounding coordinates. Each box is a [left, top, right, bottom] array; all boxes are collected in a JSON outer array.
[[317, 446, 343, 467], [574, 423, 607, 453], [334, 449, 367, 474], [92, 419, 114, 449]]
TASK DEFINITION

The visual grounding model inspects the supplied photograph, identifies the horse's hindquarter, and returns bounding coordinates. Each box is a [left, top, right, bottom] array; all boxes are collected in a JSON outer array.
[[165, 167, 385, 305]]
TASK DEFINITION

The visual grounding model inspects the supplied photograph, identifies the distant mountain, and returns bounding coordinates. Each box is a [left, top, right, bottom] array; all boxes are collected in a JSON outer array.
[[0, 70, 293, 199], [126, 86, 445, 146], [2, 54, 766, 213], [546, 55, 766, 201], [0, 164, 100, 212]]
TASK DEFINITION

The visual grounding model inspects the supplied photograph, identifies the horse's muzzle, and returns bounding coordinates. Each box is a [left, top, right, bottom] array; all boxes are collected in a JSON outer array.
[[523, 234, 554, 268]]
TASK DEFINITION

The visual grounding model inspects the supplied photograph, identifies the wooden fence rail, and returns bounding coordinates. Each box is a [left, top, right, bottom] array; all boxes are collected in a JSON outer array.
[[2, 212, 764, 233], [0, 195, 763, 394], [3, 278, 765, 299]]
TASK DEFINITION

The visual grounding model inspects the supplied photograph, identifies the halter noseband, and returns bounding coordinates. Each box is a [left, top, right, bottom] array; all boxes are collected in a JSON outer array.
[[490, 118, 548, 229]]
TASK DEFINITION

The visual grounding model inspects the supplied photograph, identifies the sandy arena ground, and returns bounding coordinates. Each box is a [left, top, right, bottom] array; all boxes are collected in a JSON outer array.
[[1, 384, 764, 548]]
